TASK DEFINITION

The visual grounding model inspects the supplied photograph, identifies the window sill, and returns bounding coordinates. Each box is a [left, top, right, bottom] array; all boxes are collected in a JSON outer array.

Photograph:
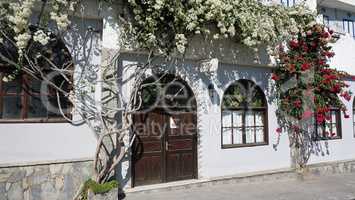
[[222, 142, 268, 149], [314, 136, 342, 141], [0, 118, 69, 124]]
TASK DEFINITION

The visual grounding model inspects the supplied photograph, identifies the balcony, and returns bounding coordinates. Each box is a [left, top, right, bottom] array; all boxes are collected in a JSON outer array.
[[318, 0, 355, 13]]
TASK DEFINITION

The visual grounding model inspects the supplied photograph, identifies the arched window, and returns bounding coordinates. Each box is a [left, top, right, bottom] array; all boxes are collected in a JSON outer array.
[[138, 74, 197, 112], [221, 79, 268, 148], [315, 106, 342, 140], [0, 30, 72, 122]]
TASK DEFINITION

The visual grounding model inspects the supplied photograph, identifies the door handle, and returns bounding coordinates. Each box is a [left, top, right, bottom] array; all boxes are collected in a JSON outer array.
[[166, 141, 169, 151]]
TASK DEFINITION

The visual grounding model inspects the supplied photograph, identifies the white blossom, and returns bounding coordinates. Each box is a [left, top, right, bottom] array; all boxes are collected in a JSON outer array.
[[15, 32, 31, 54], [175, 34, 187, 54], [2, 76, 9, 83], [33, 30, 50, 46]]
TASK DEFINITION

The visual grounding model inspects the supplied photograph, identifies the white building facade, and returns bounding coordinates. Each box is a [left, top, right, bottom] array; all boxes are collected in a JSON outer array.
[[1, 0, 355, 199]]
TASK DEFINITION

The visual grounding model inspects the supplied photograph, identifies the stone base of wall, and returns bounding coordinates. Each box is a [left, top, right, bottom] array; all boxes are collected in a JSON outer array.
[[0, 160, 93, 200], [304, 159, 355, 178], [1, 159, 355, 200], [87, 188, 126, 200]]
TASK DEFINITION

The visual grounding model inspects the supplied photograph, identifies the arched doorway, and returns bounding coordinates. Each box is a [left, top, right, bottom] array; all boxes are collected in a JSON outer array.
[[132, 74, 198, 187]]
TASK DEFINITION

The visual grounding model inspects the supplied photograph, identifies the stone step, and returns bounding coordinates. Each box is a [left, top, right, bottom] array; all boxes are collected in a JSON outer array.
[[124, 168, 296, 195]]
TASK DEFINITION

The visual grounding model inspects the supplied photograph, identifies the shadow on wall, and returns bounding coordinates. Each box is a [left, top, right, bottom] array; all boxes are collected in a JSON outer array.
[[185, 34, 273, 67]]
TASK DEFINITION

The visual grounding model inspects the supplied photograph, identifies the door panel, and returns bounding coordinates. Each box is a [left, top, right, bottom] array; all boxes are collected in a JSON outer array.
[[166, 112, 197, 182], [133, 111, 197, 186], [132, 111, 165, 186]]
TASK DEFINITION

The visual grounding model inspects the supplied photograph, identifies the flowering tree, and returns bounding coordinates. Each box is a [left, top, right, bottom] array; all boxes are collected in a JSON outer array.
[[272, 24, 352, 169], [126, 0, 315, 54]]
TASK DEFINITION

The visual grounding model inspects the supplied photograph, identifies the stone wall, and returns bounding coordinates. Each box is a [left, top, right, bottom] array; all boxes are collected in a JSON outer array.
[[306, 159, 355, 177], [0, 160, 93, 200]]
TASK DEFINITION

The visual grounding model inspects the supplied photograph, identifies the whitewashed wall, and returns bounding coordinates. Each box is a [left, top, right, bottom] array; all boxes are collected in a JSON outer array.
[[119, 54, 291, 179]]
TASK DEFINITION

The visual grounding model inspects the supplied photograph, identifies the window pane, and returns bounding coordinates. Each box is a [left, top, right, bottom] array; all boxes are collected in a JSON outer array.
[[331, 123, 338, 137], [233, 128, 243, 144], [246, 127, 255, 143], [28, 79, 42, 94], [325, 123, 331, 136], [222, 128, 232, 145], [317, 125, 323, 138], [245, 111, 254, 127], [2, 96, 21, 119], [3, 80, 21, 94], [256, 127, 264, 143], [48, 96, 70, 117], [331, 111, 336, 123], [255, 112, 264, 126], [232, 111, 243, 127], [222, 111, 232, 127], [28, 96, 48, 118]]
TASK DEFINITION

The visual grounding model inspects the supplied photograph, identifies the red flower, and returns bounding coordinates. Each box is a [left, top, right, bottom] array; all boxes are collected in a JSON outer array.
[[340, 91, 351, 101], [324, 51, 335, 58], [318, 60, 326, 66], [293, 99, 302, 108], [316, 114, 325, 124], [272, 73, 280, 81], [330, 84, 341, 93], [301, 63, 311, 71], [329, 29, 334, 35], [289, 40, 299, 49], [276, 128, 282, 134]]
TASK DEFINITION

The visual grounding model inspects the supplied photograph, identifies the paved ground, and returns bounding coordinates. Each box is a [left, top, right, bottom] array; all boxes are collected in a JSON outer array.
[[125, 173, 355, 200]]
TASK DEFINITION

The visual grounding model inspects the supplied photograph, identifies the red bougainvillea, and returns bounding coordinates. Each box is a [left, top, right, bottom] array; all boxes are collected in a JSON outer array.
[[273, 24, 351, 134]]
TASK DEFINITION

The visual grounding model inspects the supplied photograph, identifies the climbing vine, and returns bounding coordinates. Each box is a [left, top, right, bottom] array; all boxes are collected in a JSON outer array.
[[272, 24, 352, 167], [125, 0, 315, 54]]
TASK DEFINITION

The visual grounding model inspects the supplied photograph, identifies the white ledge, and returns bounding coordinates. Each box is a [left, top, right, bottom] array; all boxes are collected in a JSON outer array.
[[0, 157, 94, 168]]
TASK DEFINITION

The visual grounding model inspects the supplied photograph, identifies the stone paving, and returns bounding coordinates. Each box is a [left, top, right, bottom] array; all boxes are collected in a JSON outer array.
[[125, 173, 355, 200]]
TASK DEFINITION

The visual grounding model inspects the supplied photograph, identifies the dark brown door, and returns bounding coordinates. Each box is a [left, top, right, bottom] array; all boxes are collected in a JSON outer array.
[[166, 112, 197, 182], [132, 110, 197, 187]]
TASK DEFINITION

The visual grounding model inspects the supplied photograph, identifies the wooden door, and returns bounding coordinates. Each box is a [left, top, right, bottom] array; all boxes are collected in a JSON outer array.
[[132, 110, 197, 187], [166, 112, 197, 182], [132, 111, 166, 186]]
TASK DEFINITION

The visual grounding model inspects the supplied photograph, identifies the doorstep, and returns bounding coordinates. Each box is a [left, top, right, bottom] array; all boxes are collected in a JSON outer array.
[[124, 168, 296, 194]]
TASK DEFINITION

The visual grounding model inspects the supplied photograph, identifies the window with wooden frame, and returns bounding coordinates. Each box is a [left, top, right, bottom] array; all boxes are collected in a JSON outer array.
[[315, 107, 342, 140], [221, 79, 268, 148], [0, 34, 72, 123], [0, 72, 71, 123]]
